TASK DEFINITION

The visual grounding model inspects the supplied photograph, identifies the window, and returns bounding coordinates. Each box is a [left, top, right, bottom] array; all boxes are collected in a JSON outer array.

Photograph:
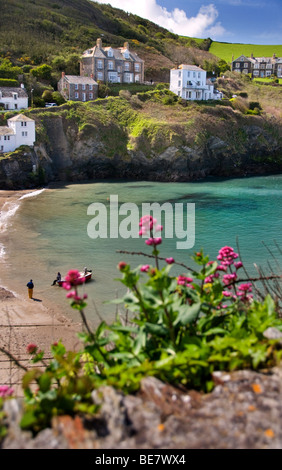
[[193, 72, 196, 78], [75, 92, 79, 99], [0, 146, 3, 152], [89, 84, 93, 90], [107, 48, 113, 57], [253, 70, 259, 76], [124, 62, 130, 71], [82, 93, 86, 101], [244, 63, 249, 68], [178, 80, 181, 87], [21, 122, 27, 127], [266, 63, 272, 69], [97, 72, 103, 80], [266, 70, 272, 76], [89, 93, 93, 99], [108, 61, 114, 70], [235, 63, 240, 68], [135, 74, 140, 82], [187, 71, 190, 77], [135, 63, 140, 71], [75, 84, 78, 90], [22, 131, 28, 137], [198, 72, 201, 78], [196, 91, 201, 99], [13, 93, 17, 100], [97, 60, 103, 69], [82, 84, 86, 90], [4, 136, 10, 141], [254, 64, 259, 69], [178, 71, 181, 77]]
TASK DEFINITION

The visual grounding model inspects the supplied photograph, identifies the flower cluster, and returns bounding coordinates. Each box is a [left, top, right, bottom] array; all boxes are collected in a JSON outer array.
[[0, 385, 14, 398], [217, 246, 239, 266], [177, 275, 194, 288], [27, 343, 38, 354], [62, 269, 85, 291], [139, 215, 162, 246], [237, 282, 253, 301]]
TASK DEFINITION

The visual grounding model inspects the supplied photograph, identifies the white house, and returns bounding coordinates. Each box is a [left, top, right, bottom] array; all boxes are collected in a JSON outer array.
[[170, 64, 222, 101], [0, 114, 36, 153], [0, 85, 28, 110]]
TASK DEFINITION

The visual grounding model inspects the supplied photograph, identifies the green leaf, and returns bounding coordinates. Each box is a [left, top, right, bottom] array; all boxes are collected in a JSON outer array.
[[173, 302, 201, 326], [20, 410, 38, 430]]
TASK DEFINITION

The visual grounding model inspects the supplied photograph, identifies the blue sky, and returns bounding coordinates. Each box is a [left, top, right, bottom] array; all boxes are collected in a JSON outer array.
[[93, 0, 282, 45]]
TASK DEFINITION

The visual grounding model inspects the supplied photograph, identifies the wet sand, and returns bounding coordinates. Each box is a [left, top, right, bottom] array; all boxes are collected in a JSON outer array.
[[0, 190, 83, 395]]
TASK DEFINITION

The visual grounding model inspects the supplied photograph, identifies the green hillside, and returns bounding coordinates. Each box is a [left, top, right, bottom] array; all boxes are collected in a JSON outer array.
[[209, 42, 282, 63]]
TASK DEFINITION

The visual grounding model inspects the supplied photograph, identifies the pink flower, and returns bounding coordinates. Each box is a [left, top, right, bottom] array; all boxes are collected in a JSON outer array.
[[145, 238, 154, 246], [154, 237, 162, 245], [217, 246, 239, 266], [0, 385, 14, 398], [155, 225, 163, 232], [222, 290, 232, 297], [237, 282, 252, 298], [27, 343, 38, 354], [62, 269, 85, 289], [118, 261, 128, 271], [140, 264, 150, 272], [165, 257, 175, 264], [177, 275, 193, 287], [234, 261, 243, 270], [223, 273, 237, 285]]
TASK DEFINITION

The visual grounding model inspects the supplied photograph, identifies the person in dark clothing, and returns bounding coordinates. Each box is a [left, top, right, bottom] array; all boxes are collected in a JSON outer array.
[[27, 280, 34, 299], [51, 272, 61, 286]]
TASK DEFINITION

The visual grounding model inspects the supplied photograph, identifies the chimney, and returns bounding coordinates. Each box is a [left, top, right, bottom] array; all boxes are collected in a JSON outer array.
[[62, 71, 65, 78], [90, 74, 93, 79], [20, 83, 25, 89], [251, 53, 254, 59], [124, 41, 129, 50], [97, 38, 102, 49]]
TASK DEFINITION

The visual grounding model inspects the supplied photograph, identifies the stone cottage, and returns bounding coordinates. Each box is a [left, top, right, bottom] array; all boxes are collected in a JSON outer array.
[[57, 73, 99, 102]]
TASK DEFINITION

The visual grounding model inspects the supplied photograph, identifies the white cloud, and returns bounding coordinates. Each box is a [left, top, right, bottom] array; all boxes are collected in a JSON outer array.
[[93, 0, 227, 38]]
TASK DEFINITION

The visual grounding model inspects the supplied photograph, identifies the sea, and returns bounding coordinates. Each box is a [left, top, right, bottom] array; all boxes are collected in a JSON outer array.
[[0, 175, 281, 326]]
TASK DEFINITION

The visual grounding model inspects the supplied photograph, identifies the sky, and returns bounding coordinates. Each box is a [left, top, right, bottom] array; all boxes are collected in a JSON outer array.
[[93, 0, 282, 45]]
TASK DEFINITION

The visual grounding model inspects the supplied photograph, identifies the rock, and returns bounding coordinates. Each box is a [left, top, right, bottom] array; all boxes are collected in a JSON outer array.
[[2, 367, 282, 449]]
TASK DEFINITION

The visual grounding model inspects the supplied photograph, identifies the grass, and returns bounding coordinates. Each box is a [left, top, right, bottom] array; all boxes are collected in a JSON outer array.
[[209, 42, 282, 63], [254, 78, 282, 85]]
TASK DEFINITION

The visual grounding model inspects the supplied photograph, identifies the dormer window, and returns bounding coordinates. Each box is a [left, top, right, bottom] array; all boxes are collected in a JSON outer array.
[[123, 50, 129, 59], [13, 93, 18, 100], [107, 48, 113, 57]]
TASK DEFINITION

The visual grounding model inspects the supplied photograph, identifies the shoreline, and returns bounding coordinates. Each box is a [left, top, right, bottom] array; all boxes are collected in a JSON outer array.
[[0, 189, 83, 395]]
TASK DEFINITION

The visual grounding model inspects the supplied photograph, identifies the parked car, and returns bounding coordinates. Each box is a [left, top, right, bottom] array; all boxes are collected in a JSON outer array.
[[45, 103, 57, 107]]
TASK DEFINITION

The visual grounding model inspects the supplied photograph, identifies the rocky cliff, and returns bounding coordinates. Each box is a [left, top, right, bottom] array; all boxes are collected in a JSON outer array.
[[0, 98, 281, 189]]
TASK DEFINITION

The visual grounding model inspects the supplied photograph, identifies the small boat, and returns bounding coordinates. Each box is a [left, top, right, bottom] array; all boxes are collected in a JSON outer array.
[[57, 269, 92, 287]]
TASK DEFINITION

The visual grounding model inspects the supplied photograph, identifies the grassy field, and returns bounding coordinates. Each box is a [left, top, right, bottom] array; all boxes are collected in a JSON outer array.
[[254, 78, 282, 85], [209, 42, 282, 63]]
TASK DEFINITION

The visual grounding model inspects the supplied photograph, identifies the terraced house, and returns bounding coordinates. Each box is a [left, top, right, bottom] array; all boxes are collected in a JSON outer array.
[[80, 38, 144, 84], [232, 54, 282, 78]]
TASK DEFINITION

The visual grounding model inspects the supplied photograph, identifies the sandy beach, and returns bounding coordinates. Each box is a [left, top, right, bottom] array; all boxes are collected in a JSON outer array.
[[0, 189, 83, 395]]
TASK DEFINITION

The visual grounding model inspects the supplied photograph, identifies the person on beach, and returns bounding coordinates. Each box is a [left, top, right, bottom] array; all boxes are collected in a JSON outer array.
[[51, 272, 61, 286], [27, 279, 34, 299]]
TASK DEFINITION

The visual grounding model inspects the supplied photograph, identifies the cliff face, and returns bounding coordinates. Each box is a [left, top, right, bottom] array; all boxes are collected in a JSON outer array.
[[0, 102, 281, 189]]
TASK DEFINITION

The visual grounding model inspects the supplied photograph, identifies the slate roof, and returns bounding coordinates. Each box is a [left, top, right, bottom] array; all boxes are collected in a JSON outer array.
[[0, 87, 28, 98], [0, 127, 14, 136], [8, 113, 34, 122], [63, 75, 98, 85]]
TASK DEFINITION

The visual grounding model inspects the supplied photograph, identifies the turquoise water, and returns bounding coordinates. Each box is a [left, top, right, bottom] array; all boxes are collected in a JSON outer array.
[[2, 175, 282, 325]]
